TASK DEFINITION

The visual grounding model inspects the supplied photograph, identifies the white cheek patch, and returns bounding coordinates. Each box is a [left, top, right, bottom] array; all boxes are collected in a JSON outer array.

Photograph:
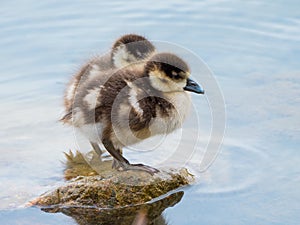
[[112, 45, 137, 68], [112, 45, 127, 68], [149, 71, 186, 92], [169, 79, 186, 92], [149, 71, 170, 92], [113, 44, 142, 68], [177, 80, 187, 89], [83, 87, 101, 110]]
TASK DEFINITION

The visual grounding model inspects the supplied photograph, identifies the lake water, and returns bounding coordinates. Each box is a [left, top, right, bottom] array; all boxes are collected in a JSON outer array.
[[0, 0, 299, 224]]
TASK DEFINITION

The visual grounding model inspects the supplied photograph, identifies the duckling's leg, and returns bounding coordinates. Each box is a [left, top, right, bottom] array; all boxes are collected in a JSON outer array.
[[112, 149, 123, 168], [102, 139, 159, 175], [90, 142, 104, 157]]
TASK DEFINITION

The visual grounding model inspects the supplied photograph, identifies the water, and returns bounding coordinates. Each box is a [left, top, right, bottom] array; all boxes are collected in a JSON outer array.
[[1, 0, 300, 224]]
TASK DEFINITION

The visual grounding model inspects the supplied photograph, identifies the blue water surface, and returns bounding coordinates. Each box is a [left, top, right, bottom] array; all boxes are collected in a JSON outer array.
[[0, 0, 299, 224]]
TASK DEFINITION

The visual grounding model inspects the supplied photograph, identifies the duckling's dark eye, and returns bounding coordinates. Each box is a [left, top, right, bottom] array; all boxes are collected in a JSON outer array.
[[171, 71, 183, 80], [173, 74, 182, 80]]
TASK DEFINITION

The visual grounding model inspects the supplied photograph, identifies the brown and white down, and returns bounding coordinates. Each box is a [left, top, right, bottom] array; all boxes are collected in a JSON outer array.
[[62, 34, 155, 156], [62, 52, 204, 174]]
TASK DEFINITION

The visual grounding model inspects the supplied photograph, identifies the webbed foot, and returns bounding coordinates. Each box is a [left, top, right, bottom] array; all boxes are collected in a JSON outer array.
[[112, 160, 159, 175]]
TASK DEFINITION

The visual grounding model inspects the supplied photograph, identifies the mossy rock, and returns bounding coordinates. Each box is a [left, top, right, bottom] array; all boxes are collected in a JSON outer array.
[[31, 167, 192, 208], [29, 150, 194, 224]]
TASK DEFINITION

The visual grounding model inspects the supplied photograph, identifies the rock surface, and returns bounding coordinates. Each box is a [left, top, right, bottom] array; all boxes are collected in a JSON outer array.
[[31, 167, 192, 208], [29, 150, 194, 224]]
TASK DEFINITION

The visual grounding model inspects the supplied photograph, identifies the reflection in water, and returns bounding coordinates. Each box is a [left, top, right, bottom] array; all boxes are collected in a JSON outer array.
[[42, 191, 183, 225], [63, 150, 111, 180]]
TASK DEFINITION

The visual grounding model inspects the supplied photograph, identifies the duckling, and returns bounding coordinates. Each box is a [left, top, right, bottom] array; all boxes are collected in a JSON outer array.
[[61, 53, 204, 174], [64, 34, 155, 112], [63, 34, 155, 155]]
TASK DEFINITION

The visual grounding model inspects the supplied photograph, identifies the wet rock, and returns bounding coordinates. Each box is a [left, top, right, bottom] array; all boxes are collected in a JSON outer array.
[[30, 167, 192, 208], [29, 151, 194, 224]]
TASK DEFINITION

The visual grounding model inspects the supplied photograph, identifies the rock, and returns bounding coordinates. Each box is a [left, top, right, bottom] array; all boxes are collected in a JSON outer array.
[[29, 151, 194, 224], [30, 168, 192, 208]]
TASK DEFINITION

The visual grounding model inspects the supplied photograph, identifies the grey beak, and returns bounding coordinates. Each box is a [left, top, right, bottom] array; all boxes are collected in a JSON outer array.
[[184, 78, 204, 94]]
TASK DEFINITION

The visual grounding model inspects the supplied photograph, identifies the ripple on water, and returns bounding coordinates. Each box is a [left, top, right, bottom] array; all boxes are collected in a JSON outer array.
[[188, 139, 270, 196]]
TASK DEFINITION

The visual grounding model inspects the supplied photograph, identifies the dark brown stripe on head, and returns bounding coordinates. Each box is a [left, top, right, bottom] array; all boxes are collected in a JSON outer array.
[[112, 34, 155, 60], [145, 53, 189, 80]]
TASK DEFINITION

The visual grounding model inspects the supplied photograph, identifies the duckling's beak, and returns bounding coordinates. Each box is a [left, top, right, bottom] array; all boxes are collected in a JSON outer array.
[[184, 78, 204, 94]]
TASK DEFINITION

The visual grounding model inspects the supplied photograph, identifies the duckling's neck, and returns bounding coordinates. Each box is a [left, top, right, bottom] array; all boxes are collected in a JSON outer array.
[[147, 91, 191, 137]]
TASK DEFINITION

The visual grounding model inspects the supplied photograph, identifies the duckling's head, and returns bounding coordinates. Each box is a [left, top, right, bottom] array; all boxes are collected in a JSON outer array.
[[111, 34, 155, 68], [145, 53, 204, 94]]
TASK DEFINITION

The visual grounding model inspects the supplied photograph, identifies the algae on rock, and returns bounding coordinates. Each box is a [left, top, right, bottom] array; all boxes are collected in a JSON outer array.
[[30, 150, 194, 225]]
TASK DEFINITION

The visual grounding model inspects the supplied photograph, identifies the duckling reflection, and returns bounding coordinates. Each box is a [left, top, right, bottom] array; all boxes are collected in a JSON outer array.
[[63, 150, 112, 180]]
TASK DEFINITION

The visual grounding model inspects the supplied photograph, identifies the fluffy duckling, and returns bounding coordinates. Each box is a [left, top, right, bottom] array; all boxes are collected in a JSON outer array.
[[62, 53, 204, 174], [64, 34, 155, 113], [63, 34, 155, 155]]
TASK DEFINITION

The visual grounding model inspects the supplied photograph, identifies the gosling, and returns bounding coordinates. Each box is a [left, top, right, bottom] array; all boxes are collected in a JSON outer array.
[[62, 53, 204, 174], [63, 34, 155, 155]]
